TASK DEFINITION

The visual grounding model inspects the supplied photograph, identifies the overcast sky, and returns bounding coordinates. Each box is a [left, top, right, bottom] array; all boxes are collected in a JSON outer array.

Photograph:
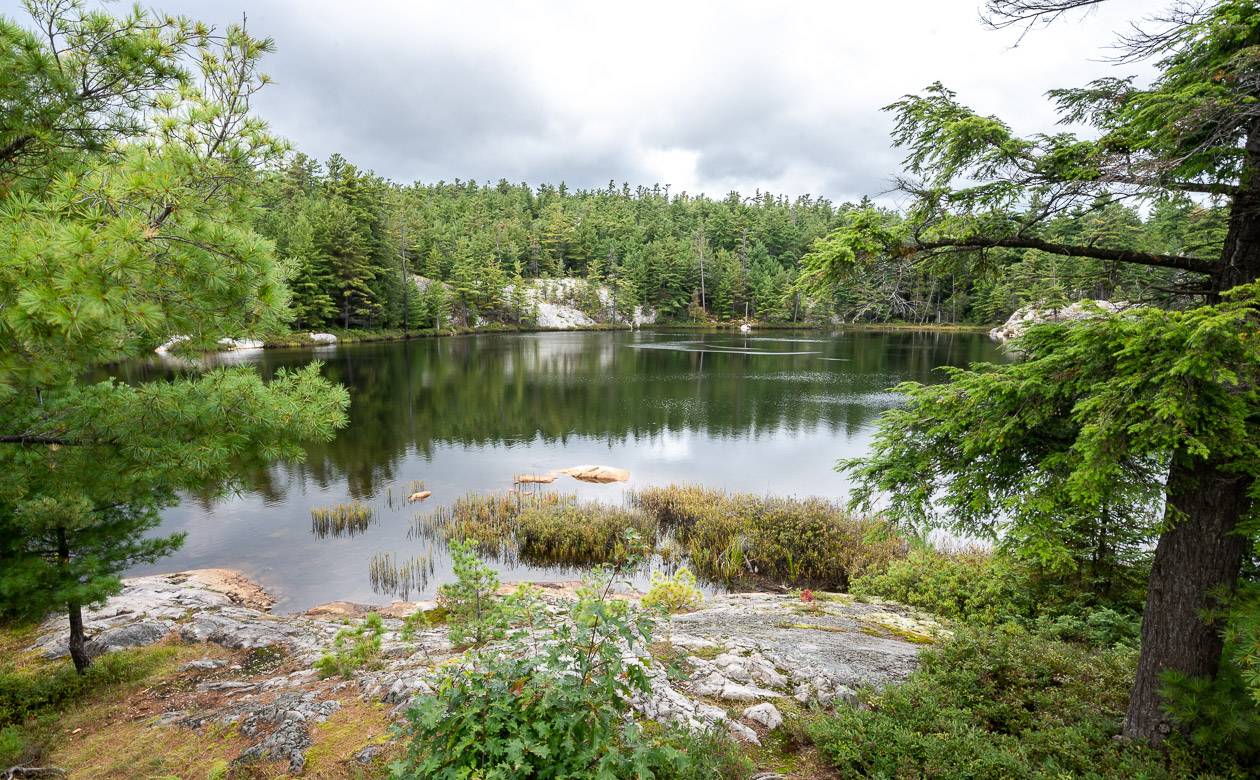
[[5, 0, 1158, 203]]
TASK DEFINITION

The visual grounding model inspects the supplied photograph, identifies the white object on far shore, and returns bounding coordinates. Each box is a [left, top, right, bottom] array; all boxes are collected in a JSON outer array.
[[309, 332, 338, 344]]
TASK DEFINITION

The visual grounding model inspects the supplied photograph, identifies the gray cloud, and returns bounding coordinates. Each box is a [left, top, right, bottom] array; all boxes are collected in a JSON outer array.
[[1, 0, 1157, 201]]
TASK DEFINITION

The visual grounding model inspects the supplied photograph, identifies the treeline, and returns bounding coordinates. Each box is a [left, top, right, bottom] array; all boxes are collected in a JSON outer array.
[[254, 153, 1228, 330]]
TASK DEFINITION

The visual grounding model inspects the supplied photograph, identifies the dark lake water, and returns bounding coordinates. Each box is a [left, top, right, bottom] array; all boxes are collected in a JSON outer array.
[[117, 329, 1005, 611]]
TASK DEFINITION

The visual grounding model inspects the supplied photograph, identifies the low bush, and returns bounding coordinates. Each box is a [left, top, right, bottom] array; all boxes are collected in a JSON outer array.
[[641, 567, 704, 613], [392, 562, 746, 780], [851, 546, 1144, 646], [804, 627, 1251, 779], [0, 645, 177, 727], [850, 546, 1034, 624], [0, 642, 180, 766]]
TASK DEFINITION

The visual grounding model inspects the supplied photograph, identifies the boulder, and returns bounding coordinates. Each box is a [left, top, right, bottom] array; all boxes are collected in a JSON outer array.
[[556, 465, 630, 484], [308, 332, 338, 344], [990, 300, 1126, 342], [514, 473, 557, 484], [742, 702, 784, 730]]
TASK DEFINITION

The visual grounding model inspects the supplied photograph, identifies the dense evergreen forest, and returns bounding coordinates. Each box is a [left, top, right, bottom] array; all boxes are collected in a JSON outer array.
[[255, 152, 1230, 330]]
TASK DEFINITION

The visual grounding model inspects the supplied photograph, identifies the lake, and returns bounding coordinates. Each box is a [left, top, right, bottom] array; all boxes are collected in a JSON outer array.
[[116, 329, 1005, 611]]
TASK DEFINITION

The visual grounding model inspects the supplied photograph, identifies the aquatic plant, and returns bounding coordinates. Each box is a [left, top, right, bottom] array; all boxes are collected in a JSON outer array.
[[631, 485, 905, 589], [515, 504, 657, 567], [410, 491, 575, 560], [310, 501, 376, 538], [386, 480, 428, 510], [368, 552, 434, 600]]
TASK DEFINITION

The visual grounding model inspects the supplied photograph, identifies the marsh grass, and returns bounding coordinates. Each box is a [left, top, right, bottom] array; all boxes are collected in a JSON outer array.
[[311, 501, 376, 538], [410, 491, 575, 559], [631, 485, 905, 590], [516, 504, 657, 566], [369, 552, 435, 600]]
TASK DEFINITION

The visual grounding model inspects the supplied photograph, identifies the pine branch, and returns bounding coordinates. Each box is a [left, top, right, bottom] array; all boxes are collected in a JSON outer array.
[[915, 235, 1218, 275]]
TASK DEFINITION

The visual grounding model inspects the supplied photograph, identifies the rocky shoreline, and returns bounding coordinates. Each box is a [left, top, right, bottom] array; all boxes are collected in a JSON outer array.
[[31, 570, 947, 774]]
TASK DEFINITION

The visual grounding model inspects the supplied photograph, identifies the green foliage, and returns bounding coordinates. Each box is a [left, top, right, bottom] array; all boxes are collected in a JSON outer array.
[[843, 288, 1260, 589], [0, 1, 349, 667], [851, 547, 1035, 625], [804, 628, 1250, 779], [392, 564, 738, 780], [516, 503, 657, 567], [436, 540, 515, 648], [631, 485, 905, 589], [641, 567, 703, 614], [0, 645, 177, 727], [314, 612, 384, 679]]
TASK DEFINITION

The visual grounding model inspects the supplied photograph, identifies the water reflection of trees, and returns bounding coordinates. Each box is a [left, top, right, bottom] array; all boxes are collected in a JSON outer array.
[[109, 331, 1003, 500]]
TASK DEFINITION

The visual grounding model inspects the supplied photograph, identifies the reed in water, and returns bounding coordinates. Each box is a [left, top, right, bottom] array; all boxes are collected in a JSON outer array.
[[311, 501, 376, 538]]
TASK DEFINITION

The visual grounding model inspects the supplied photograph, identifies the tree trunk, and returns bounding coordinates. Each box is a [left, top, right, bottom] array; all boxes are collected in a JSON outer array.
[[57, 527, 91, 673], [1123, 456, 1252, 741], [1123, 120, 1260, 742]]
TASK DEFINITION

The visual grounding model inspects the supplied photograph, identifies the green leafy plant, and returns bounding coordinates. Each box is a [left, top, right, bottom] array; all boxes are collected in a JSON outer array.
[[392, 551, 733, 780], [314, 612, 385, 679], [804, 627, 1251, 779], [641, 567, 703, 614], [631, 485, 905, 588]]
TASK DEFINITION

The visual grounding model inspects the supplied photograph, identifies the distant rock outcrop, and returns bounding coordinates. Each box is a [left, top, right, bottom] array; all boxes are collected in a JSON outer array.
[[989, 300, 1126, 342]]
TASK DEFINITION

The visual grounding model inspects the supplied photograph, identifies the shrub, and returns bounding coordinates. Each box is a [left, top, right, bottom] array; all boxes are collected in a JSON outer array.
[[804, 627, 1250, 779], [391, 565, 739, 779], [436, 540, 512, 648], [516, 503, 657, 567], [314, 613, 384, 678], [850, 546, 1033, 624], [641, 567, 704, 613]]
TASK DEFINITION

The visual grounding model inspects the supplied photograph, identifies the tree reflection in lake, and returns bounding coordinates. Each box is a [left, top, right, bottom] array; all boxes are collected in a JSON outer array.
[[112, 329, 1004, 611]]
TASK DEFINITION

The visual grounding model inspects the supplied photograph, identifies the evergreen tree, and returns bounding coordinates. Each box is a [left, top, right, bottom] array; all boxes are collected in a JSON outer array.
[[0, 2, 348, 671], [805, 0, 1260, 741]]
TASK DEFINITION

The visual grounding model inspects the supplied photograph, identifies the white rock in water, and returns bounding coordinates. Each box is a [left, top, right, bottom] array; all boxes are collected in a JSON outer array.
[[308, 332, 338, 344], [990, 300, 1126, 342], [742, 702, 784, 730]]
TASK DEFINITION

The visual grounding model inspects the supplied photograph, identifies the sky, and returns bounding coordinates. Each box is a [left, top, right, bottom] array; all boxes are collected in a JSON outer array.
[[3, 0, 1159, 204]]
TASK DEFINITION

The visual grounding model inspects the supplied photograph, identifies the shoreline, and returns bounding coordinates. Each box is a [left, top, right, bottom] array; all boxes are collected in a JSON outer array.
[[186, 320, 995, 356]]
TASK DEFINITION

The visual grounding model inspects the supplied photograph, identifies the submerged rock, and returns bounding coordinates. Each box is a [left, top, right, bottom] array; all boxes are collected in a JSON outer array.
[[514, 472, 557, 484]]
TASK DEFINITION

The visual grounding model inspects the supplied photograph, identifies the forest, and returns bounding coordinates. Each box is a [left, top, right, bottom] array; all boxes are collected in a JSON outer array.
[[254, 153, 1229, 330], [1, 0, 1258, 778]]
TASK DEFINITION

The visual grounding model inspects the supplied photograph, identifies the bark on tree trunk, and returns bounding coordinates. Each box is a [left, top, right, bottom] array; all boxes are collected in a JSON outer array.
[[57, 527, 91, 674], [1123, 120, 1260, 742], [1123, 456, 1252, 741]]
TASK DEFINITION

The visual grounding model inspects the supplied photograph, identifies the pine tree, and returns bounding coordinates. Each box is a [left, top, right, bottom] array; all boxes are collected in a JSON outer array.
[[0, 2, 348, 672]]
